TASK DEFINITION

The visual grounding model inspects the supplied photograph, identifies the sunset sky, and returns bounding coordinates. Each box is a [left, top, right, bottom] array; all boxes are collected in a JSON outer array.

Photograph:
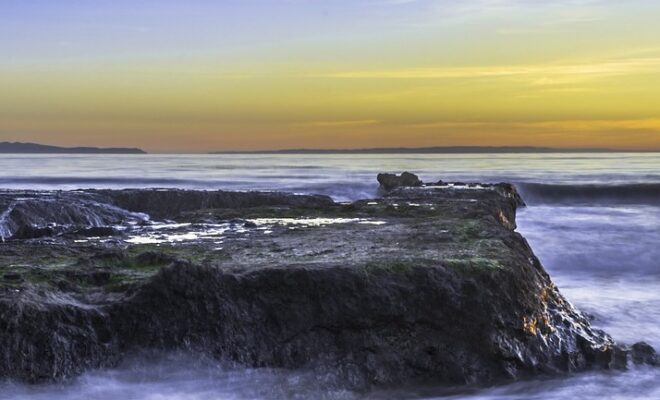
[[2, 0, 660, 152]]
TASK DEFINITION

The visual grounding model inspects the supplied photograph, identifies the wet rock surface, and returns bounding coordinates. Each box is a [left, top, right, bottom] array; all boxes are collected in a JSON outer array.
[[0, 180, 656, 387], [0, 190, 332, 240]]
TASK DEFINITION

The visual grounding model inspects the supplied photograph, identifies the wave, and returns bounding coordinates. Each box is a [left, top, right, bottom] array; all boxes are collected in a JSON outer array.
[[4, 176, 660, 206], [0, 176, 379, 202], [518, 183, 660, 206], [0, 176, 202, 186]]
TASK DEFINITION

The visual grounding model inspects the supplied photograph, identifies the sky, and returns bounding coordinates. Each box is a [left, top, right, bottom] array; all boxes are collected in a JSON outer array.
[[1, 0, 660, 152]]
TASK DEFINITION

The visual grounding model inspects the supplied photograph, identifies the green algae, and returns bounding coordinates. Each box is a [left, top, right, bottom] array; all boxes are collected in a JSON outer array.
[[454, 221, 484, 242], [443, 257, 504, 271]]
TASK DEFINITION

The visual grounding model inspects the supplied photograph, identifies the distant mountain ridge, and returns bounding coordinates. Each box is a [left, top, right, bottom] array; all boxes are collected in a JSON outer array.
[[0, 142, 146, 154], [210, 146, 623, 154]]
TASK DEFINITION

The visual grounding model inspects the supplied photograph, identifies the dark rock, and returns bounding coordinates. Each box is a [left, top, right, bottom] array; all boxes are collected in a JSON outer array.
[[494, 183, 526, 207], [377, 172, 423, 191], [99, 189, 334, 219], [0, 290, 119, 383], [609, 346, 630, 369], [134, 251, 176, 267], [631, 342, 659, 366], [88, 251, 127, 263], [0, 182, 656, 389], [90, 271, 113, 286], [0, 191, 145, 240], [11, 226, 55, 240], [73, 227, 119, 237], [109, 257, 622, 388], [0, 189, 332, 239], [3, 273, 22, 281], [56, 279, 76, 292]]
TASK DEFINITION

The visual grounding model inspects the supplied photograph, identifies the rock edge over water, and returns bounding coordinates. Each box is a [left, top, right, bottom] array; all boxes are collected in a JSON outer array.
[[0, 175, 657, 388]]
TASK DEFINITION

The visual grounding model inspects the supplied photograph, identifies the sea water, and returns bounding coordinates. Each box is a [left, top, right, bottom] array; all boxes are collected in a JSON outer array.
[[1, 153, 659, 399]]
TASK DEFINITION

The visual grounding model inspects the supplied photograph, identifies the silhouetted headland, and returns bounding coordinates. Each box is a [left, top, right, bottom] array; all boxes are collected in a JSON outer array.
[[0, 142, 146, 154], [209, 146, 624, 154]]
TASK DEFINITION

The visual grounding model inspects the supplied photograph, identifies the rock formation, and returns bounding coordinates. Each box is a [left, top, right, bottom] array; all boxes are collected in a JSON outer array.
[[377, 171, 423, 191], [0, 177, 656, 388]]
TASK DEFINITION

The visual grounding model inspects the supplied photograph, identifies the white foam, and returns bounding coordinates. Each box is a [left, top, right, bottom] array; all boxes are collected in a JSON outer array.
[[248, 218, 386, 227]]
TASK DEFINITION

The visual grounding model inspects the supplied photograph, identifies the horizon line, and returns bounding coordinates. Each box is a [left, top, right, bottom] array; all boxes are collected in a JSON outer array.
[[3, 141, 660, 154]]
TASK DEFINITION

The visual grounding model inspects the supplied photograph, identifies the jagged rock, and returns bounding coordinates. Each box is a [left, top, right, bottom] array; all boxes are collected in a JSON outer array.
[[0, 289, 119, 383], [377, 172, 423, 191], [0, 192, 145, 240], [0, 181, 656, 388], [0, 190, 333, 240]]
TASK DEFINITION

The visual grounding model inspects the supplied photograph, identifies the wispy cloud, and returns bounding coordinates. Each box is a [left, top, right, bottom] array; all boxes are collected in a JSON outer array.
[[315, 58, 660, 82], [415, 0, 616, 18], [496, 14, 605, 35], [292, 120, 382, 127], [410, 119, 660, 131]]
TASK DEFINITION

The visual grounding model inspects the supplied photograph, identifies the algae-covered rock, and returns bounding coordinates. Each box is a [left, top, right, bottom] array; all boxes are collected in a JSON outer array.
[[0, 178, 656, 388]]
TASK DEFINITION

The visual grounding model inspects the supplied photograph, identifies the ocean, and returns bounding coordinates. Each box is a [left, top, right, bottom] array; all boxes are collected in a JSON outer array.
[[1, 153, 659, 399]]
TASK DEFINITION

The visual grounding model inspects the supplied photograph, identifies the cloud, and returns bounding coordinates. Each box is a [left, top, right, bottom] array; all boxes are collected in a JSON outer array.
[[410, 119, 660, 132], [496, 15, 605, 35], [414, 0, 616, 17], [315, 57, 660, 82], [314, 57, 660, 87], [292, 120, 382, 127]]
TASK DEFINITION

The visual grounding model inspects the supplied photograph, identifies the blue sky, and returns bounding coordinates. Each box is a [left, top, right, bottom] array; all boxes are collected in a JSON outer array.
[[2, 0, 660, 151]]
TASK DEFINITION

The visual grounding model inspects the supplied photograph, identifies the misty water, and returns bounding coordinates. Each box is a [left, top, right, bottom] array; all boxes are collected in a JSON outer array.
[[1, 153, 659, 399]]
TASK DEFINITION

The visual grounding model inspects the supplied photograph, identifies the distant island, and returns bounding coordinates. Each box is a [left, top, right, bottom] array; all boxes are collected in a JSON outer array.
[[210, 146, 622, 154], [0, 142, 146, 154]]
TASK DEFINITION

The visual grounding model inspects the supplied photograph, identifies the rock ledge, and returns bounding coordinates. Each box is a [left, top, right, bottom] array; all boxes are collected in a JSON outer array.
[[0, 176, 656, 387]]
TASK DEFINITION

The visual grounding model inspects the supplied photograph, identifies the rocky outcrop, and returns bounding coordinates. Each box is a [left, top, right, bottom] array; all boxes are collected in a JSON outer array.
[[98, 189, 333, 219], [0, 179, 656, 387], [0, 289, 118, 382], [377, 172, 423, 191], [0, 190, 333, 240], [0, 192, 145, 240]]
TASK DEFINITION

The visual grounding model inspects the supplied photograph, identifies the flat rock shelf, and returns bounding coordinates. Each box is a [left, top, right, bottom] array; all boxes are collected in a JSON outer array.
[[0, 177, 657, 389]]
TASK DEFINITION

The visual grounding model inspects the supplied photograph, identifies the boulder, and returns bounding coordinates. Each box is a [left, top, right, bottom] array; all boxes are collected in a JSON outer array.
[[631, 342, 659, 366], [377, 172, 423, 191]]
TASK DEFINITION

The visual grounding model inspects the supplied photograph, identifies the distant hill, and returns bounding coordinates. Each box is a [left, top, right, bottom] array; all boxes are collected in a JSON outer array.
[[0, 142, 146, 154], [210, 146, 620, 154]]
